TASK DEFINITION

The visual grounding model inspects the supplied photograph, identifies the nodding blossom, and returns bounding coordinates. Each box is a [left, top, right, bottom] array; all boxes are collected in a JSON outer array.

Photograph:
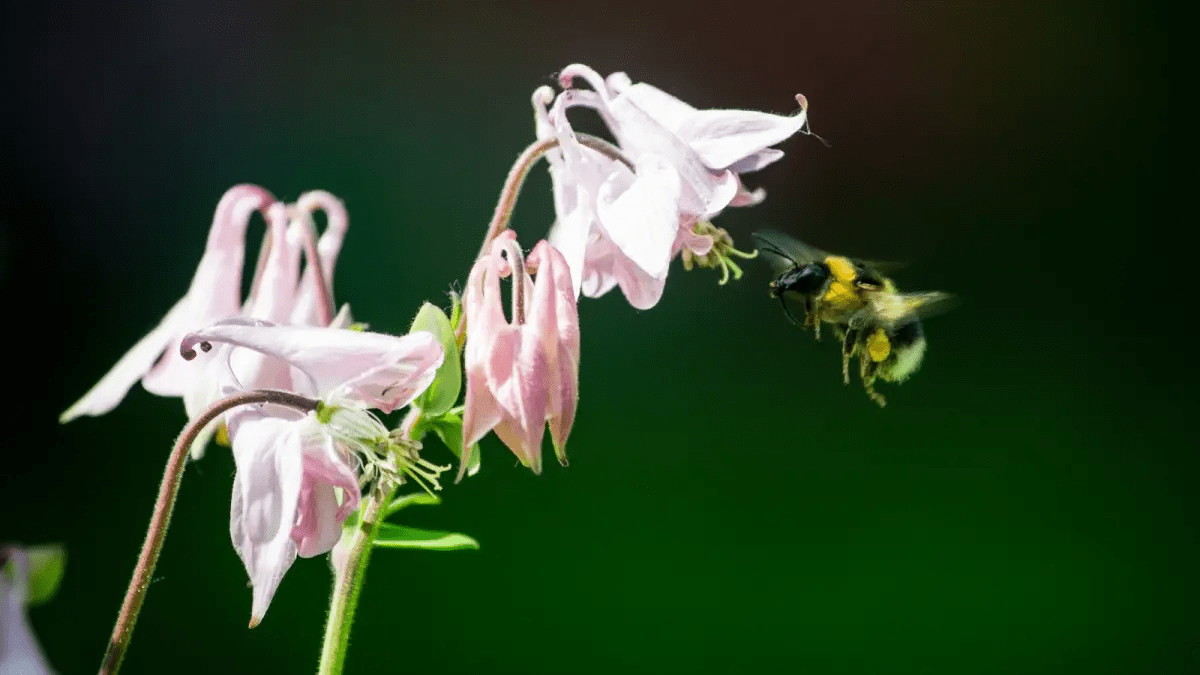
[[59, 184, 282, 423], [462, 231, 580, 477], [179, 320, 444, 625], [60, 185, 351, 457], [536, 64, 810, 309], [1, 547, 56, 675]]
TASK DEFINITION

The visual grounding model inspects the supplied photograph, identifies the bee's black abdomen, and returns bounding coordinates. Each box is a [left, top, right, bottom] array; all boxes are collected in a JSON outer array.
[[890, 319, 924, 347]]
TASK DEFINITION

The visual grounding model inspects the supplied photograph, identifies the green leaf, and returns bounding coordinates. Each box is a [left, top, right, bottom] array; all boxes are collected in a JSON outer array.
[[430, 413, 480, 478], [373, 524, 479, 551], [409, 302, 461, 416], [385, 491, 441, 517], [26, 544, 66, 606]]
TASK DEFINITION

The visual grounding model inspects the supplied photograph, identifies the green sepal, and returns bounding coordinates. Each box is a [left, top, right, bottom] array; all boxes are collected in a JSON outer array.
[[429, 412, 480, 478], [26, 544, 66, 606], [409, 302, 461, 417], [373, 524, 479, 552]]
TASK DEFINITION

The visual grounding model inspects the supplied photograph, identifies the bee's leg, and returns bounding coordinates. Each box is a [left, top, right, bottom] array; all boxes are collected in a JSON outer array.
[[841, 328, 858, 385], [779, 296, 804, 328], [809, 298, 822, 341], [859, 355, 886, 407]]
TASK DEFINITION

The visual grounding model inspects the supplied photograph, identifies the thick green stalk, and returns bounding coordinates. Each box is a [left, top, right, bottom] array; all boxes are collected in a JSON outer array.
[[316, 485, 392, 675], [318, 409, 421, 674]]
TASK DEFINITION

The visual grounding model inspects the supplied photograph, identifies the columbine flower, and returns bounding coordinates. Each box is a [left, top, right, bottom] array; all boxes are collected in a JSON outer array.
[[178, 320, 444, 624], [535, 86, 684, 309], [462, 231, 579, 477], [1, 547, 56, 675], [537, 64, 810, 309], [59, 184, 284, 423]]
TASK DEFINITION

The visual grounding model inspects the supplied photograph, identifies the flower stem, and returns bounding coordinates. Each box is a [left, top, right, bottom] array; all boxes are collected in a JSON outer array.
[[98, 389, 320, 675], [317, 408, 422, 675], [316, 485, 391, 675], [474, 133, 631, 261], [459, 132, 631, 344]]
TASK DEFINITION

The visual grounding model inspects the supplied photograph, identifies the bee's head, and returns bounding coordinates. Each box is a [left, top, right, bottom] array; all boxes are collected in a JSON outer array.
[[774, 262, 829, 297]]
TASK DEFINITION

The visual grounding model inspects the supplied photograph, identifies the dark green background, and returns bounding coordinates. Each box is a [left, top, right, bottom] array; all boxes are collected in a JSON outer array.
[[2, 2, 1182, 674]]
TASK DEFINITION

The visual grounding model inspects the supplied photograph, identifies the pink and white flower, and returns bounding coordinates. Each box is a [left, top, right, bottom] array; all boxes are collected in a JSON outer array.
[[60, 186, 354, 458], [179, 321, 443, 624], [461, 231, 579, 477], [59, 184, 284, 423], [536, 64, 810, 309]]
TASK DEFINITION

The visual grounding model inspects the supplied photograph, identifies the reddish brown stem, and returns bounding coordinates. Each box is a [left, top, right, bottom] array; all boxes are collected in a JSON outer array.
[[98, 389, 320, 675]]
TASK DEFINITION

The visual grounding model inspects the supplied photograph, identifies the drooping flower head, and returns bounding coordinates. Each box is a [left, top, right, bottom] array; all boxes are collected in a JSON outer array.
[[535, 65, 812, 309], [179, 321, 444, 625], [60, 186, 356, 459], [461, 230, 580, 478], [59, 185, 284, 423]]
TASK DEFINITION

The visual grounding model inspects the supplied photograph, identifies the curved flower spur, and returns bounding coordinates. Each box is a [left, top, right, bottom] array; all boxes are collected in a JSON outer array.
[[461, 231, 580, 479], [60, 185, 352, 457], [178, 319, 445, 624]]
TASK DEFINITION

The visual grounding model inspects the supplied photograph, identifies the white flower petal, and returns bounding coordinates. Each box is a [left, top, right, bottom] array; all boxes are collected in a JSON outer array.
[[229, 417, 304, 624], [58, 295, 190, 423], [618, 81, 698, 135], [596, 155, 683, 279], [727, 148, 785, 174], [185, 323, 443, 412], [677, 107, 808, 171]]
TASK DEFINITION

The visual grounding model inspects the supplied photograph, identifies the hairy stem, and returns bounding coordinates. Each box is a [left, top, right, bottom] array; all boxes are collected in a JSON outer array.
[[316, 485, 391, 675], [474, 133, 630, 261], [99, 390, 320, 675], [317, 409, 422, 675], [458, 132, 631, 344]]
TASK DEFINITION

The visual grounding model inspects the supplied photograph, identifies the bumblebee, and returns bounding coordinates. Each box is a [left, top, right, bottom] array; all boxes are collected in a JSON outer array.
[[752, 230, 954, 406]]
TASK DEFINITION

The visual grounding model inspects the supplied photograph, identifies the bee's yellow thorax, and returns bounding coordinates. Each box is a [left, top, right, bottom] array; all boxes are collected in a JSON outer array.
[[821, 256, 866, 312], [867, 328, 892, 362], [824, 256, 857, 284]]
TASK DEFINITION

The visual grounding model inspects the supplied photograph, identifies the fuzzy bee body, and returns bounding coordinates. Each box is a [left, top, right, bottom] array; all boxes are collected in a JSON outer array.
[[753, 230, 953, 407]]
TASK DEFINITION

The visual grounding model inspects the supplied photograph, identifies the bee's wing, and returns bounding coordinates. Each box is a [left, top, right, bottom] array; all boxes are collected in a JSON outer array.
[[869, 291, 958, 328], [752, 230, 829, 274], [855, 258, 908, 277]]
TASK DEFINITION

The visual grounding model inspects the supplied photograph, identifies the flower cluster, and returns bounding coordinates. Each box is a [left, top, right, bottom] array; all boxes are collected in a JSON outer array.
[[59, 63, 814, 669], [60, 185, 448, 623], [459, 64, 810, 469]]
